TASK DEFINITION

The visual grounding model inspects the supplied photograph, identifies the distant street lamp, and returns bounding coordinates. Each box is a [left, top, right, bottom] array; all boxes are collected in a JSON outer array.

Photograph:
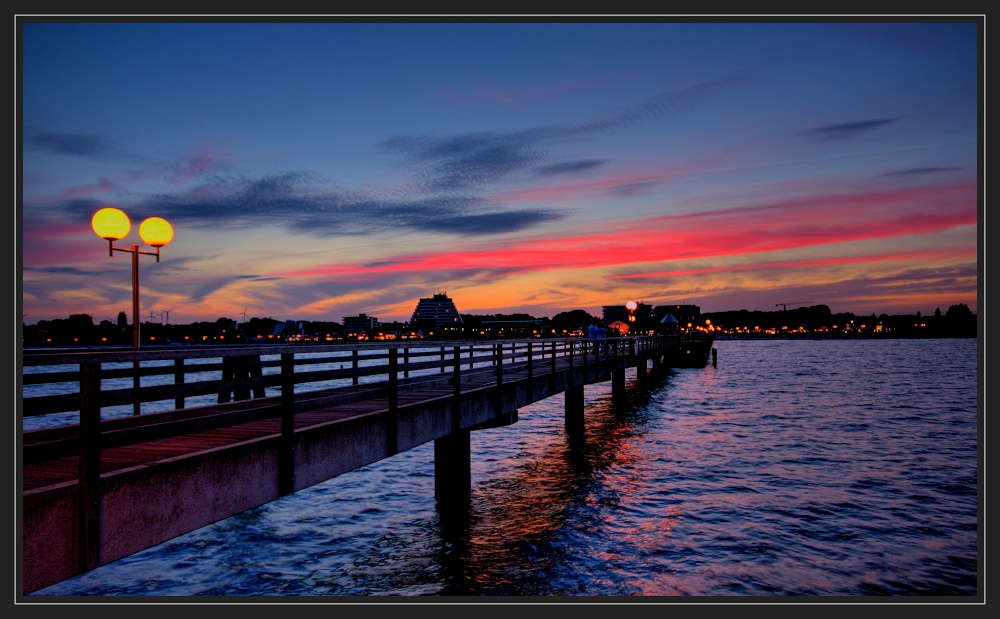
[[626, 300, 638, 334], [92, 208, 174, 350]]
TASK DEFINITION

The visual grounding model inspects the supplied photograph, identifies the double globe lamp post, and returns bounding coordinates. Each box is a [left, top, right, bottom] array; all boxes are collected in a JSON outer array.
[[626, 300, 638, 335], [91, 207, 174, 350]]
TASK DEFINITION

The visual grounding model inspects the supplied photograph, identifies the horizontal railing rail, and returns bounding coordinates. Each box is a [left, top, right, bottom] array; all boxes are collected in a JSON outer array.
[[21, 337, 675, 418]]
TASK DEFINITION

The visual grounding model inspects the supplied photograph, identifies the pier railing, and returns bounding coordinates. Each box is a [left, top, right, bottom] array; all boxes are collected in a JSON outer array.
[[22, 337, 671, 421], [21, 335, 678, 590]]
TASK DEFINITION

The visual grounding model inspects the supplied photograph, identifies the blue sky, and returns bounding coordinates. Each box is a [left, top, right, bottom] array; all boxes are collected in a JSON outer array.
[[21, 21, 979, 324]]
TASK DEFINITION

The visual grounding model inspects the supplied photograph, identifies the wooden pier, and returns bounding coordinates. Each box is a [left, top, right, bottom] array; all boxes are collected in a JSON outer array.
[[20, 336, 700, 594]]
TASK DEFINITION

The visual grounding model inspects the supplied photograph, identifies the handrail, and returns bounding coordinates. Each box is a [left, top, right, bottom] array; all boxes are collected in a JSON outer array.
[[22, 336, 676, 418], [22, 336, 654, 365], [22, 337, 646, 380]]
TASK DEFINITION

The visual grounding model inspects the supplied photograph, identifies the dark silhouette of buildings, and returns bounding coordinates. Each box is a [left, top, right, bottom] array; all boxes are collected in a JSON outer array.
[[410, 292, 463, 330], [342, 314, 378, 338]]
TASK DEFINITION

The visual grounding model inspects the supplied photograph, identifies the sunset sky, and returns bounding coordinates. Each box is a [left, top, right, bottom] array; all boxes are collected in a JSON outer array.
[[21, 22, 979, 324]]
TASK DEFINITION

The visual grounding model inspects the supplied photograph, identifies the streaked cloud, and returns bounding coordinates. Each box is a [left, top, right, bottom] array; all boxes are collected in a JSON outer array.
[[880, 166, 962, 177], [25, 132, 113, 156], [382, 77, 744, 192], [804, 118, 900, 139]]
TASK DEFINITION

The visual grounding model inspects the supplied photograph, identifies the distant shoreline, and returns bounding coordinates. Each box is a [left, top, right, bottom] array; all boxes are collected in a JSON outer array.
[[713, 334, 976, 340]]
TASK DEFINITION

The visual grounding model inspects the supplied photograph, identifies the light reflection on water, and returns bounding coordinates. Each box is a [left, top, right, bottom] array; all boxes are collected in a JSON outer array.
[[30, 339, 977, 596]]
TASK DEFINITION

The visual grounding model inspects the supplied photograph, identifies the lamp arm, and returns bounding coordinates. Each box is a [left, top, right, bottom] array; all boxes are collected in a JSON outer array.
[[137, 247, 160, 261], [110, 245, 161, 262]]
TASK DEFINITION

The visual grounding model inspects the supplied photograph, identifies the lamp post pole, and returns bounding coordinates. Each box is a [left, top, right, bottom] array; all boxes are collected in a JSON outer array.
[[108, 240, 160, 350], [110, 241, 161, 350], [131, 244, 139, 349], [93, 208, 173, 351]]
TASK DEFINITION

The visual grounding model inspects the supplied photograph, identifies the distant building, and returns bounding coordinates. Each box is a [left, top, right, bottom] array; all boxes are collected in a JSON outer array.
[[654, 305, 701, 327], [342, 313, 379, 337], [603, 302, 652, 324], [603, 305, 629, 324], [273, 320, 304, 336], [410, 292, 463, 330]]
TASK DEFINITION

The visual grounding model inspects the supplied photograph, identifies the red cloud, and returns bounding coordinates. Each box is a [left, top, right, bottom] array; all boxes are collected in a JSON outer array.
[[612, 248, 977, 280], [284, 181, 976, 282]]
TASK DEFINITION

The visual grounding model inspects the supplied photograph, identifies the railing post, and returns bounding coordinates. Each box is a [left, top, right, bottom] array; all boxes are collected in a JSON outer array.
[[612, 341, 625, 400], [440, 346, 445, 373], [250, 354, 265, 399], [568, 340, 574, 387], [132, 360, 140, 415], [452, 345, 462, 433], [551, 341, 557, 375], [78, 361, 102, 573], [279, 353, 295, 496], [174, 358, 185, 409], [352, 349, 359, 385], [387, 348, 398, 456], [527, 341, 534, 404], [404, 347, 409, 378], [469, 344, 474, 370], [496, 341, 504, 417]]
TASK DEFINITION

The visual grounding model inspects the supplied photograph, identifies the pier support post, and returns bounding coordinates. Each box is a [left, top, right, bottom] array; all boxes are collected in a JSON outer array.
[[565, 384, 585, 436], [612, 367, 625, 399], [435, 430, 471, 507], [636, 354, 647, 387]]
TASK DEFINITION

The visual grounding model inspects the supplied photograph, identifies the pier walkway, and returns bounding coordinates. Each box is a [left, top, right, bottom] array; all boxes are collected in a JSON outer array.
[[21, 336, 691, 594]]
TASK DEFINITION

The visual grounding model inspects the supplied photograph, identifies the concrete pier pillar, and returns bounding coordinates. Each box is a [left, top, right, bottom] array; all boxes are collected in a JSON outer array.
[[565, 384, 585, 435], [435, 430, 471, 507], [612, 367, 625, 399]]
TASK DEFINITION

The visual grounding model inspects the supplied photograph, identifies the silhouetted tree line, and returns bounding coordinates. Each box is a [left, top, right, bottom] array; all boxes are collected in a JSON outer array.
[[702, 303, 976, 337], [22, 303, 974, 346]]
